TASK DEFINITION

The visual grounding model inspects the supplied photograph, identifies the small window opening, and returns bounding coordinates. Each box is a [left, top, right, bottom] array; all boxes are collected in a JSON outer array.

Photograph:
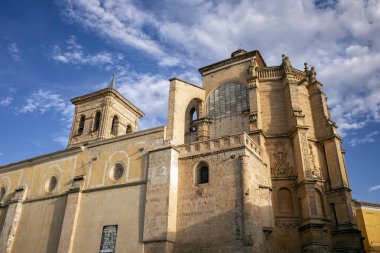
[[94, 111, 101, 131], [111, 116, 119, 136], [190, 108, 198, 132], [196, 162, 209, 185], [200, 166, 209, 184], [126, 125, 132, 134], [78, 115, 85, 135], [45, 176, 58, 193]]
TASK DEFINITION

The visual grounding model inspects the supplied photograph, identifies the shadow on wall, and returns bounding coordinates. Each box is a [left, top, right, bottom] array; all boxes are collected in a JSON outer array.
[[45, 197, 67, 253], [172, 202, 302, 253]]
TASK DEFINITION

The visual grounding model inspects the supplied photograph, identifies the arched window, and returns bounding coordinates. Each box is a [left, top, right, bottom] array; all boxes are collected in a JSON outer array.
[[78, 115, 85, 135], [0, 187, 6, 202], [93, 111, 101, 131], [196, 161, 209, 185], [278, 188, 294, 215], [206, 82, 249, 118], [111, 116, 119, 136], [190, 108, 197, 132], [126, 125, 132, 134]]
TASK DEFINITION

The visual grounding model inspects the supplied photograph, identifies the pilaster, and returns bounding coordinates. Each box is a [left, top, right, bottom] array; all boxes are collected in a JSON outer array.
[[143, 146, 179, 253], [0, 187, 26, 253], [98, 96, 111, 140], [57, 175, 85, 253], [239, 154, 254, 246]]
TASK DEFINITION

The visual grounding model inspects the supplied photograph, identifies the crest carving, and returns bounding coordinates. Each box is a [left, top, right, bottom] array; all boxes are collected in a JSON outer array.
[[271, 141, 293, 176]]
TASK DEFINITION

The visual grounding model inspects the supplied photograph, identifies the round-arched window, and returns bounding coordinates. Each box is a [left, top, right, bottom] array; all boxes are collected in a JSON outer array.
[[111, 163, 125, 181], [206, 83, 249, 118], [45, 176, 58, 193]]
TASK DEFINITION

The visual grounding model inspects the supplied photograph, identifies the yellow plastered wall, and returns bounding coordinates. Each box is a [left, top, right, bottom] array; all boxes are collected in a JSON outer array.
[[356, 205, 380, 253]]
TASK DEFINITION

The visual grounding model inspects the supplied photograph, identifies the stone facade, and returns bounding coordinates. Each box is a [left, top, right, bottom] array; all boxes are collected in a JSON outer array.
[[0, 49, 364, 252]]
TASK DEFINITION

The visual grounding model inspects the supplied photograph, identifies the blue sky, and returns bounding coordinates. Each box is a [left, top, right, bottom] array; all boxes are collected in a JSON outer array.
[[0, 0, 379, 202]]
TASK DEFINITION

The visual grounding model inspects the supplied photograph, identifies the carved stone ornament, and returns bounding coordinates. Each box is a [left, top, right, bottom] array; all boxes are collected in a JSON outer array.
[[300, 133, 312, 178], [275, 220, 299, 229], [293, 109, 304, 118], [247, 57, 258, 78], [249, 113, 257, 122], [309, 66, 317, 83], [309, 144, 322, 179], [282, 54, 293, 73], [271, 141, 293, 176]]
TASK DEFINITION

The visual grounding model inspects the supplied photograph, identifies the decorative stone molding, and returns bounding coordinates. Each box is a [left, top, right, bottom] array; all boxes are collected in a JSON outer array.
[[249, 113, 258, 123]]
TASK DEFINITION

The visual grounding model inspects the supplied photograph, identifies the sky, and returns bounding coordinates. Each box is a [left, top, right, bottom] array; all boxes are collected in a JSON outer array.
[[0, 0, 379, 202]]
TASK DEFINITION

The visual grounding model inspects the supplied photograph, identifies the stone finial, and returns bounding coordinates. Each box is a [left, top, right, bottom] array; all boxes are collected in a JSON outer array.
[[248, 57, 258, 78], [309, 66, 317, 83], [282, 54, 292, 73]]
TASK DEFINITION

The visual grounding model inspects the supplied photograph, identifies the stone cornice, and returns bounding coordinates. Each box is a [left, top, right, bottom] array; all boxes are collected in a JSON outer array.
[[198, 50, 266, 76], [353, 200, 380, 209], [71, 87, 144, 117], [169, 77, 204, 90], [0, 147, 83, 171]]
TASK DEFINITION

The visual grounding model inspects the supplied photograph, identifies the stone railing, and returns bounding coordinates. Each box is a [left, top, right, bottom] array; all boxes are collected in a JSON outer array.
[[257, 67, 283, 79], [178, 133, 262, 159], [257, 67, 306, 82], [292, 69, 306, 81]]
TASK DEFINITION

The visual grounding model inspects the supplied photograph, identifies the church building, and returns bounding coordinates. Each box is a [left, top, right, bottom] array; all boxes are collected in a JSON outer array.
[[0, 49, 364, 252]]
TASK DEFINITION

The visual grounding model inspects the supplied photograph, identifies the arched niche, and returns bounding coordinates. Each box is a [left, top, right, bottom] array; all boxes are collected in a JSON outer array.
[[315, 189, 325, 218], [278, 187, 294, 215]]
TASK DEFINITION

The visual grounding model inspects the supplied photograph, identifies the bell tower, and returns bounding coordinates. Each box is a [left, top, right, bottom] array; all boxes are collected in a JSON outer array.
[[67, 75, 144, 147]]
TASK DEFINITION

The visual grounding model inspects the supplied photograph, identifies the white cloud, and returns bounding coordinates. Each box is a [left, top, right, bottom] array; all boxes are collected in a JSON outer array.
[[350, 131, 379, 147], [369, 184, 380, 192], [0, 96, 13, 107], [57, 0, 380, 135], [19, 89, 74, 146], [52, 35, 116, 67], [58, 0, 180, 66], [118, 73, 170, 130], [7, 42, 20, 61]]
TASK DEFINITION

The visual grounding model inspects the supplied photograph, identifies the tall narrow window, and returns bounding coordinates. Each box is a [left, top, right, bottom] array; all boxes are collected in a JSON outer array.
[[94, 111, 101, 131], [126, 125, 132, 134], [200, 166, 209, 184], [190, 108, 197, 132], [111, 116, 119, 136], [78, 115, 85, 135]]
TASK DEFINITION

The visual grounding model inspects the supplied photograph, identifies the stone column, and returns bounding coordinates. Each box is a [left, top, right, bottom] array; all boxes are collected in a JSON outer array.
[[57, 175, 85, 253], [239, 154, 253, 246], [0, 187, 26, 253]]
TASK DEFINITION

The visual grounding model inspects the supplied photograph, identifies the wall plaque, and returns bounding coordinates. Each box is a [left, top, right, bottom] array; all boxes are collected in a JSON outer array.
[[99, 225, 118, 253]]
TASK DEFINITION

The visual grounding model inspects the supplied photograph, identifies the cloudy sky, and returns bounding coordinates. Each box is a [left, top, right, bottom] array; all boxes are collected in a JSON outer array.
[[0, 0, 379, 202]]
